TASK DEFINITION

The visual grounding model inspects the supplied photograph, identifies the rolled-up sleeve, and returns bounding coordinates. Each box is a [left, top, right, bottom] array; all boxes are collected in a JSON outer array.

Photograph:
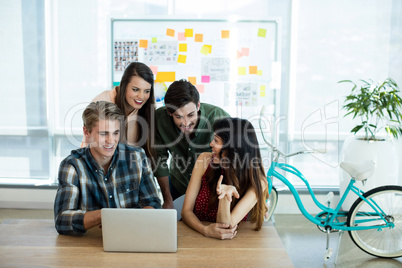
[[54, 161, 86, 235]]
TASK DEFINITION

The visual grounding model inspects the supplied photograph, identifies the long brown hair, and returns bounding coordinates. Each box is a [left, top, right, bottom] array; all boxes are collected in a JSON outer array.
[[114, 62, 156, 162], [205, 117, 268, 230]]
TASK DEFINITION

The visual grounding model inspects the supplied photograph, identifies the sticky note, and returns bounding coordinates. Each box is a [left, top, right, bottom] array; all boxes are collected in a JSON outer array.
[[152, 37, 157, 43], [238, 67, 246, 75], [179, 43, 187, 52], [236, 50, 242, 59], [260, 85, 266, 91], [185, 29, 193, 38], [221, 30, 230, 38], [249, 66, 258, 74], [258, 28, 267, 38], [155, 72, 176, 82], [257, 70, 263, 76], [195, 34, 203, 42], [178, 54, 187, 64], [241, 47, 250, 56], [200, 45, 211, 55], [178, 32, 186, 41], [201, 75, 210, 83], [150, 65, 158, 76], [260, 91, 266, 97], [188, 77, 196, 85], [139, 39, 148, 48], [166, 28, 175, 37], [196, 84, 205, 93]]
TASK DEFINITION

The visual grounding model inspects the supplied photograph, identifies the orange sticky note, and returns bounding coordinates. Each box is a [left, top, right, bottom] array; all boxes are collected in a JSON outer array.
[[166, 28, 175, 37], [178, 54, 187, 64], [188, 77, 196, 85], [221, 30, 230, 38], [249, 66, 258, 74], [155, 72, 176, 82], [185, 29, 193, 37], [179, 43, 187, 52], [195, 34, 203, 42], [196, 84, 205, 93], [139, 39, 148, 48], [238, 67, 246, 75]]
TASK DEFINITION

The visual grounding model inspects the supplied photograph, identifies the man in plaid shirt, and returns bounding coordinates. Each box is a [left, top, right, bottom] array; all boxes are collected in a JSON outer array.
[[54, 101, 161, 235]]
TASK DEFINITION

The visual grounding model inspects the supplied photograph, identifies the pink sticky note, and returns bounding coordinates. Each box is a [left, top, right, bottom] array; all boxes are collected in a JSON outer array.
[[178, 32, 186, 41], [150, 65, 158, 75], [241, 47, 250, 56], [201, 75, 210, 83], [196, 84, 205, 93]]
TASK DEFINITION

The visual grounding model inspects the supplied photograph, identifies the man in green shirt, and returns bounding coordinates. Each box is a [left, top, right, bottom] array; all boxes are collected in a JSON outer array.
[[154, 79, 229, 209]]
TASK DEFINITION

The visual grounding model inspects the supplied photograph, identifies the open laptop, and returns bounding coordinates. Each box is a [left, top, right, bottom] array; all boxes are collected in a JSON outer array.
[[101, 208, 177, 252]]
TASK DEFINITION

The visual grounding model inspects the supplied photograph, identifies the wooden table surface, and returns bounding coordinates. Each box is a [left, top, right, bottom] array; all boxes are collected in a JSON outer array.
[[0, 219, 293, 267]]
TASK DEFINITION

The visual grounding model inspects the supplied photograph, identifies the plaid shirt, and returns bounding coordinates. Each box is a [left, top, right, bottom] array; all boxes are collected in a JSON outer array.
[[54, 144, 161, 235]]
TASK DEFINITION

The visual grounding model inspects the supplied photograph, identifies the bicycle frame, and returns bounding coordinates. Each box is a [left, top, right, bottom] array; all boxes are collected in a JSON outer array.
[[267, 160, 394, 231]]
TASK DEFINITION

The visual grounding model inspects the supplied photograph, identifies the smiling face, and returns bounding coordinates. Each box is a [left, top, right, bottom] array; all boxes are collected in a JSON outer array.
[[84, 119, 120, 167], [210, 133, 224, 163], [124, 76, 152, 113], [170, 102, 200, 134]]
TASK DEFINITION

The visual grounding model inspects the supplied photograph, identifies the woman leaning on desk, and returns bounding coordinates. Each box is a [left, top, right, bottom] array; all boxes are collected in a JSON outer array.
[[181, 117, 268, 240], [84, 62, 155, 161]]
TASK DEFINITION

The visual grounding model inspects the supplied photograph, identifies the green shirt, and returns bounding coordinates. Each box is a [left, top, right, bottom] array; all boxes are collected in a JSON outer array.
[[153, 103, 229, 196]]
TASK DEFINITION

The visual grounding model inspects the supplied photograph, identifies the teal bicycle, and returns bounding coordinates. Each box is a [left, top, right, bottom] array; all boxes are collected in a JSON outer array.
[[260, 110, 402, 260]]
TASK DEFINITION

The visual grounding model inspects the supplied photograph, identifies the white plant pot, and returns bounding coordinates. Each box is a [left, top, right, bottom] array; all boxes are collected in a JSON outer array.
[[339, 135, 399, 210]]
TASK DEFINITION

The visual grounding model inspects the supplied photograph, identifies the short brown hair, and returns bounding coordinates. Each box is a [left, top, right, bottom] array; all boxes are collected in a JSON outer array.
[[82, 101, 124, 133], [164, 79, 200, 114]]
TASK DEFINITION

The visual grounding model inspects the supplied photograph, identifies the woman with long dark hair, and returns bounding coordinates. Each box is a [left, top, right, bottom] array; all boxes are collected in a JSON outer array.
[[181, 117, 268, 239], [87, 62, 155, 161]]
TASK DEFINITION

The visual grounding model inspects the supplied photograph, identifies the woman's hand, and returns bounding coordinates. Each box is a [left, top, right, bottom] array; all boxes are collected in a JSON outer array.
[[216, 175, 240, 202], [204, 223, 238, 240]]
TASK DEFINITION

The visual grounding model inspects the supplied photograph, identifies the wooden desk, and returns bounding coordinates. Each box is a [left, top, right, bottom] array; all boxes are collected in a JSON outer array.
[[0, 219, 293, 267]]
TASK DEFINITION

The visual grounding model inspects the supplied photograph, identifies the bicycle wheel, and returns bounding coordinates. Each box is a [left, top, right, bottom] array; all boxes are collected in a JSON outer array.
[[265, 186, 278, 221], [347, 185, 402, 258]]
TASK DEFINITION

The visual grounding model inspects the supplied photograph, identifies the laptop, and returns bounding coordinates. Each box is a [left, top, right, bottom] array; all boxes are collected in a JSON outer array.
[[101, 208, 177, 252]]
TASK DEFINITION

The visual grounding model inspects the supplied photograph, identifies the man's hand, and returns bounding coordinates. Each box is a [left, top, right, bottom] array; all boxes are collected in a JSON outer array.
[[216, 175, 240, 202], [162, 197, 174, 209]]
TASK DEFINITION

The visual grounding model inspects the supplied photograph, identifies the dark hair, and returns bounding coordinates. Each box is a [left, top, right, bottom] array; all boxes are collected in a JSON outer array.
[[205, 117, 268, 230], [164, 79, 200, 114], [114, 62, 156, 161]]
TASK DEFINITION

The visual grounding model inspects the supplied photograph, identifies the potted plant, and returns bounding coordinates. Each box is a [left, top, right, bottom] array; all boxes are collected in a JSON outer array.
[[339, 78, 402, 209], [341, 78, 402, 140]]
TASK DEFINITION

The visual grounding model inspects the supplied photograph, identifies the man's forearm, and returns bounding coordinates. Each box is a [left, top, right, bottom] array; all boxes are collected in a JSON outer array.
[[83, 210, 102, 230], [157, 176, 173, 208]]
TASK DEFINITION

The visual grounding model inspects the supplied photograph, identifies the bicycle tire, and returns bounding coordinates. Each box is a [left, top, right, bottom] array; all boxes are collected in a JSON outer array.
[[265, 186, 278, 221], [347, 185, 402, 258]]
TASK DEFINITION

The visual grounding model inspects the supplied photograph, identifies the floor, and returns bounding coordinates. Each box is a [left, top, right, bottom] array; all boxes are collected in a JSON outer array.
[[0, 209, 401, 268]]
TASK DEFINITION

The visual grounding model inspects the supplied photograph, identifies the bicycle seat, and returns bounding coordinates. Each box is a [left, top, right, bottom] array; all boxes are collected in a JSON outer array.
[[340, 160, 375, 181]]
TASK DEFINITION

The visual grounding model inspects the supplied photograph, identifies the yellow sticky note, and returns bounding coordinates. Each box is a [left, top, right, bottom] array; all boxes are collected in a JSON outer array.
[[178, 54, 187, 64], [257, 70, 263, 76], [179, 43, 187, 52], [195, 34, 203, 42], [249, 66, 258, 74], [200, 44, 212, 55], [188, 77, 196, 85], [155, 72, 176, 82], [185, 29, 193, 37], [139, 39, 148, 48], [238, 67, 246, 75], [260, 91, 266, 97], [166, 28, 175, 37], [258, 28, 267, 38], [260, 85, 266, 91], [152, 37, 157, 43], [221, 30, 230, 38]]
